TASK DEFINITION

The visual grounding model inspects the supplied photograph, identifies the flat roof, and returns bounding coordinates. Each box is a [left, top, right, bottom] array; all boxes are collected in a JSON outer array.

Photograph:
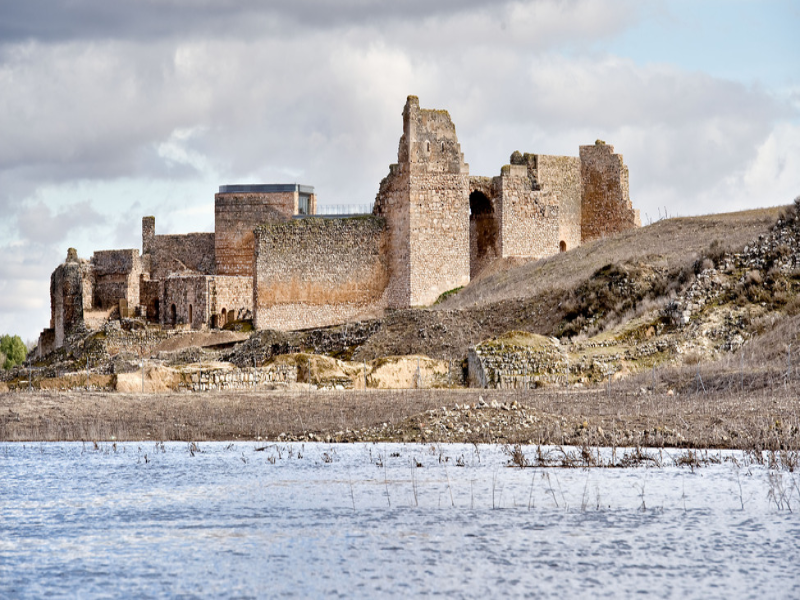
[[218, 184, 315, 195]]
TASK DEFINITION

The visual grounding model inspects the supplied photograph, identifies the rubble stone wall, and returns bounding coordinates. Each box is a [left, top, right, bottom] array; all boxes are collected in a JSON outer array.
[[92, 249, 142, 310], [580, 142, 640, 242], [374, 96, 470, 307], [161, 275, 209, 329], [179, 365, 297, 392], [215, 192, 293, 277], [253, 217, 389, 331], [497, 165, 560, 259], [149, 233, 215, 280], [532, 155, 582, 252], [49, 250, 90, 350], [211, 276, 253, 325]]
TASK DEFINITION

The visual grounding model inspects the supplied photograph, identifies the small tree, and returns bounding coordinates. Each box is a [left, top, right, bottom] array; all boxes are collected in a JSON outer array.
[[0, 335, 27, 369]]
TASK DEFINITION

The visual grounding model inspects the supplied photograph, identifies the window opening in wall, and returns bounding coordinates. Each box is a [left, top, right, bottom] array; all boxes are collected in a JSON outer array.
[[559, 240, 567, 253], [188, 304, 193, 327], [441, 141, 445, 152], [426, 141, 430, 153], [170, 304, 177, 326], [298, 194, 310, 215]]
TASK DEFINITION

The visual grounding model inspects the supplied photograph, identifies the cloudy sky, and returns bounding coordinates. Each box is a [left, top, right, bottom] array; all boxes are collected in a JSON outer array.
[[1, 0, 798, 342]]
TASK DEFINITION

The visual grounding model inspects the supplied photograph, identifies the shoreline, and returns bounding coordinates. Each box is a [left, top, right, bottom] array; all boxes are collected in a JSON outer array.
[[2, 387, 799, 451]]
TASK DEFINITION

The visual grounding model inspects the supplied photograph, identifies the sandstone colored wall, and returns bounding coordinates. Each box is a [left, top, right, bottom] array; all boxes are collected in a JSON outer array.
[[374, 95, 470, 307], [215, 192, 293, 277], [253, 216, 388, 331], [496, 165, 560, 259], [580, 141, 640, 242], [531, 155, 582, 252], [210, 276, 253, 326], [467, 180, 501, 279], [91, 249, 142, 310]]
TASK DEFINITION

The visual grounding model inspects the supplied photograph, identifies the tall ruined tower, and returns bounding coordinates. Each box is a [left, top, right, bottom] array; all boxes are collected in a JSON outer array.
[[580, 141, 640, 242], [374, 96, 471, 307]]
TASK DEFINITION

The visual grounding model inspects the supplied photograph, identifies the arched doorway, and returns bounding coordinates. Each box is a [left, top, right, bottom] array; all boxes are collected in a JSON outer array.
[[153, 299, 160, 322], [221, 308, 227, 327], [559, 240, 567, 253], [469, 190, 499, 278], [170, 304, 177, 326]]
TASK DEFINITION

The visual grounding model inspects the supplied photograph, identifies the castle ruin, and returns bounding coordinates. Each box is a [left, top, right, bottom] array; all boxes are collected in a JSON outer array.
[[37, 96, 639, 356]]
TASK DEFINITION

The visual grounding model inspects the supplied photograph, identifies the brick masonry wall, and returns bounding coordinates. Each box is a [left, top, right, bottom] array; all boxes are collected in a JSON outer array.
[[215, 192, 294, 277], [532, 155, 582, 252], [149, 233, 215, 281], [580, 142, 640, 242], [497, 165, 560, 259], [253, 216, 389, 331]]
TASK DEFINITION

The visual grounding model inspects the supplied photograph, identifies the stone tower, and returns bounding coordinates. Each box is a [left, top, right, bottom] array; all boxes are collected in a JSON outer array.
[[374, 96, 471, 307]]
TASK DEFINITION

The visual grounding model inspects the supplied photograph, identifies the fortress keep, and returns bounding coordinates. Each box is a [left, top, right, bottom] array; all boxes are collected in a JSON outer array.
[[38, 96, 639, 356]]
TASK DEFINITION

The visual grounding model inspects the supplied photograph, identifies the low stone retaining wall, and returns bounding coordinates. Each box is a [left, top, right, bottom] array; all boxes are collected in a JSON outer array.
[[179, 366, 297, 392]]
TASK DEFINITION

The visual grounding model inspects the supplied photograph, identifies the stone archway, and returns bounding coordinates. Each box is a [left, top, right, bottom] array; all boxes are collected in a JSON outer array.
[[469, 190, 499, 278]]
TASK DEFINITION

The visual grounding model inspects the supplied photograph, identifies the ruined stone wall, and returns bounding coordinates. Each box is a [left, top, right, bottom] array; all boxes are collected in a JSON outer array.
[[149, 233, 215, 281], [140, 279, 161, 322], [215, 192, 293, 277], [468, 177, 501, 279], [253, 216, 388, 331], [161, 275, 209, 329], [210, 276, 253, 326], [580, 141, 640, 242], [531, 155, 582, 252], [91, 249, 142, 310], [496, 165, 560, 259], [468, 334, 569, 389], [49, 249, 90, 349], [179, 365, 297, 392], [374, 96, 470, 307]]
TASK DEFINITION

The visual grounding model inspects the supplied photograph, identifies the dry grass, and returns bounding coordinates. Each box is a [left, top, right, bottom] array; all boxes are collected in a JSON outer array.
[[441, 207, 782, 310], [2, 383, 798, 451]]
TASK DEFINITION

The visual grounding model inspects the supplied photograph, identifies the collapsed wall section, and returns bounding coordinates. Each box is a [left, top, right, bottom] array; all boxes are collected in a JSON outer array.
[[91, 249, 142, 311], [580, 141, 640, 242], [48, 248, 91, 350], [253, 216, 388, 331]]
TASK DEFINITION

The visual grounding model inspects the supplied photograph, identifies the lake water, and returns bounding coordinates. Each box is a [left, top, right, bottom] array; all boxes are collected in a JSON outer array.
[[1, 442, 799, 599]]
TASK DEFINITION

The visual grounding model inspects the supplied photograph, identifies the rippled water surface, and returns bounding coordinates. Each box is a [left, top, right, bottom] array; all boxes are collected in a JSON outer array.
[[1, 442, 799, 599]]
